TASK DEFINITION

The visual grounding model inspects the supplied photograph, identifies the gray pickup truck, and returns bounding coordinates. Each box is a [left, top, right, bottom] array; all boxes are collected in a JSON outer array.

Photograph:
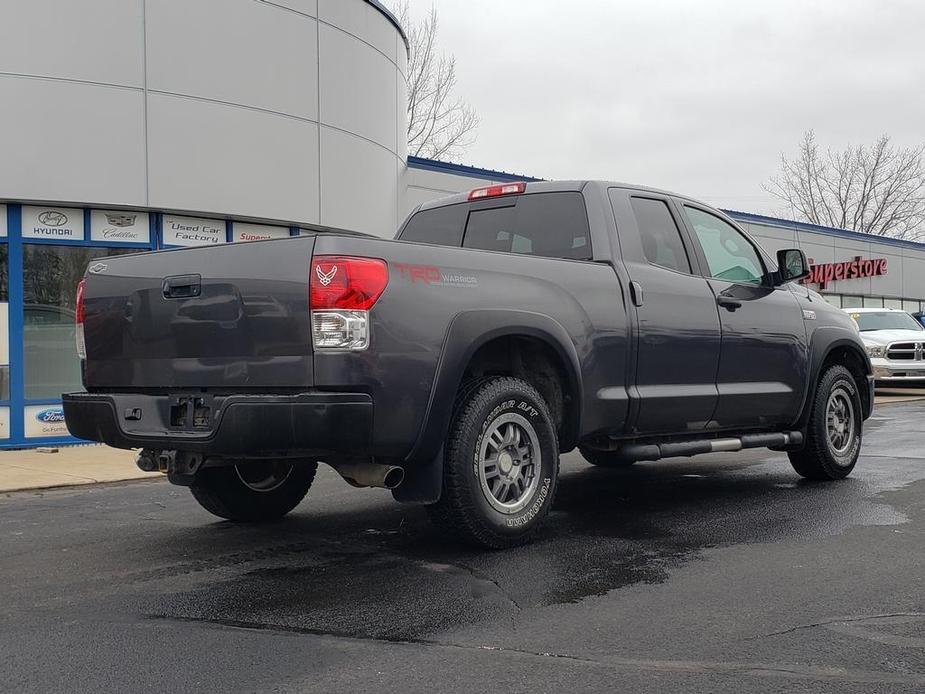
[[64, 181, 874, 548]]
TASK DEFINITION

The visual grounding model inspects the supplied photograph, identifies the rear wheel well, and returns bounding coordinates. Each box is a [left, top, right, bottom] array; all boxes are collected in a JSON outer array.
[[461, 336, 577, 451]]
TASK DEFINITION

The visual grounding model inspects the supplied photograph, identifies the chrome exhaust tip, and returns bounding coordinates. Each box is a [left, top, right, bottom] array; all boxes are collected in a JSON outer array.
[[331, 462, 404, 490]]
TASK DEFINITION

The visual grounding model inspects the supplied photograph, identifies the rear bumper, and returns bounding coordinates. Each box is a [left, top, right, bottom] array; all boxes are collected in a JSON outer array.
[[62, 391, 372, 455]]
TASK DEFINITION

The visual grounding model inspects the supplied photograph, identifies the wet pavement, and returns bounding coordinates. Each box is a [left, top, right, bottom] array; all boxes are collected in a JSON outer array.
[[2, 401, 925, 693]]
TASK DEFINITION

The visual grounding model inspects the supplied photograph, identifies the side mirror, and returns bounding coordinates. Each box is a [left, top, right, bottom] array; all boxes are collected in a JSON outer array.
[[776, 248, 809, 284]]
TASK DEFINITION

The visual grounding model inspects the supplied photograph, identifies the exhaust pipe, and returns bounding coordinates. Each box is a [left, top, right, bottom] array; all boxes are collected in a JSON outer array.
[[332, 461, 404, 490]]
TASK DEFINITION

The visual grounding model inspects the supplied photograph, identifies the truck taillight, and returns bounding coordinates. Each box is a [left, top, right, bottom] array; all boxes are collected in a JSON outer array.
[[309, 256, 388, 350], [76, 279, 86, 360], [468, 182, 526, 200]]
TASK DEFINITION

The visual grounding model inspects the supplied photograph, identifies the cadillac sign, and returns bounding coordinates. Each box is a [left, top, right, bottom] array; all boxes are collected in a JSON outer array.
[[91, 210, 150, 243]]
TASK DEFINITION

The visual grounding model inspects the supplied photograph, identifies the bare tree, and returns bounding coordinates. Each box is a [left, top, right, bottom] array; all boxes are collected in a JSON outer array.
[[765, 130, 925, 241], [388, 1, 479, 161]]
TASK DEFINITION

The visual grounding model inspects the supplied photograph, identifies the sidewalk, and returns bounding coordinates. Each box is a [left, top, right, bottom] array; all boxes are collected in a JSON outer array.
[[0, 445, 160, 493]]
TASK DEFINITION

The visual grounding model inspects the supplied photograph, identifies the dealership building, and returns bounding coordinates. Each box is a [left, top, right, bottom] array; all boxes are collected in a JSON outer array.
[[1, 0, 924, 447]]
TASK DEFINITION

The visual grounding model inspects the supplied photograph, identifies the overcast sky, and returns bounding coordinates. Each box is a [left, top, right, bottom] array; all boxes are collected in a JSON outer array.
[[405, 0, 925, 216]]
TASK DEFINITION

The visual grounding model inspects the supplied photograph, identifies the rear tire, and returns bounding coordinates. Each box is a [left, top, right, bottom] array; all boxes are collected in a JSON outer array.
[[789, 365, 861, 480], [190, 460, 317, 522], [579, 445, 636, 468], [428, 377, 559, 549]]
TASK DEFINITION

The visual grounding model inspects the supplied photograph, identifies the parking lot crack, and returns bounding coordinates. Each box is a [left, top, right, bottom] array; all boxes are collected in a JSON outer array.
[[748, 612, 925, 640], [144, 615, 925, 684]]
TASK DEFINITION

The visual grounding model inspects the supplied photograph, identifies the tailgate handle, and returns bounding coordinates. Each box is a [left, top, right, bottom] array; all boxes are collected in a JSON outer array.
[[163, 274, 202, 299]]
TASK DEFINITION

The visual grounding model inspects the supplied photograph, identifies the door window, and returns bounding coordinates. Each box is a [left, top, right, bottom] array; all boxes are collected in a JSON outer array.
[[685, 207, 764, 284], [630, 197, 691, 273]]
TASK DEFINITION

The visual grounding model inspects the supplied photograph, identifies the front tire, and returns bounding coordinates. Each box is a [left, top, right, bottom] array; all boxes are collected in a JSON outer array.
[[789, 365, 862, 480], [190, 460, 317, 522], [428, 377, 559, 549]]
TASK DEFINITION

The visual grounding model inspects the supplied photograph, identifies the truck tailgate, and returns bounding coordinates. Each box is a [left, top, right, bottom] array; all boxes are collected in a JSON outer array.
[[81, 236, 315, 390]]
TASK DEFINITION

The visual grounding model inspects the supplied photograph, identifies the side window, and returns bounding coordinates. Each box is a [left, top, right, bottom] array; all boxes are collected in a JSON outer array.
[[684, 206, 764, 284], [398, 203, 468, 246], [461, 192, 592, 260], [630, 197, 691, 274]]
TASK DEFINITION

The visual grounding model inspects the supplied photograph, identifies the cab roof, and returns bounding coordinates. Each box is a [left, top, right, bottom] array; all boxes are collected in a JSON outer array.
[[415, 180, 714, 212]]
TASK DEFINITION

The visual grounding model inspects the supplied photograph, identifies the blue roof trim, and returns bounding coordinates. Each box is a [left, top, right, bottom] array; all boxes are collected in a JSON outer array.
[[408, 156, 543, 183], [723, 208, 925, 252], [365, 0, 410, 53]]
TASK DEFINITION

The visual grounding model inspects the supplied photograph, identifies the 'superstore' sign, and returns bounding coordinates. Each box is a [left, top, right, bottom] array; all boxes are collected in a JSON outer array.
[[232, 223, 290, 242], [802, 256, 888, 290]]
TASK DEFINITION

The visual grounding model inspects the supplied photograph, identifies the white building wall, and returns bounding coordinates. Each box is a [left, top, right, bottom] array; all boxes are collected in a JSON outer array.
[[734, 217, 925, 304], [0, 0, 408, 236]]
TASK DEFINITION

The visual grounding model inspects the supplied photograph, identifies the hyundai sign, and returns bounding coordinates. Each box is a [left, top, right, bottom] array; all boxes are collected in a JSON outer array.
[[22, 206, 85, 240]]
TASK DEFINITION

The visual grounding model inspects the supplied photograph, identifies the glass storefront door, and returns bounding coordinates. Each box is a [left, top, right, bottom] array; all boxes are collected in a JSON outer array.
[[22, 246, 138, 400]]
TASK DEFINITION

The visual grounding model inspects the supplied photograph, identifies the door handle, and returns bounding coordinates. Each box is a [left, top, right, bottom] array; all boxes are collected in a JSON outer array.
[[163, 274, 202, 299], [716, 295, 742, 312], [629, 281, 644, 307]]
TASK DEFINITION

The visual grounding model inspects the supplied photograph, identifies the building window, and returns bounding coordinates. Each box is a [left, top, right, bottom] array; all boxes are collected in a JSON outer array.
[[821, 294, 842, 308], [22, 245, 136, 400], [862, 296, 884, 309], [841, 296, 864, 308], [903, 300, 921, 313], [0, 244, 8, 401], [883, 298, 903, 310]]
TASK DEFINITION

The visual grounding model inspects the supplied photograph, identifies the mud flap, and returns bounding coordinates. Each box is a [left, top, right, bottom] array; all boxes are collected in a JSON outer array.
[[392, 445, 443, 504]]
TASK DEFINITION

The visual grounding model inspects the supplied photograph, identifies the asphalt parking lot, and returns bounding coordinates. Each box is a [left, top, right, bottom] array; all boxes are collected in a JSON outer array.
[[2, 399, 925, 694]]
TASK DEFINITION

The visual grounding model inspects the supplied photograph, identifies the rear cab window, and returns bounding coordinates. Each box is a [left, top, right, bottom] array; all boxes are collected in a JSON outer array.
[[398, 192, 592, 261], [398, 203, 468, 247]]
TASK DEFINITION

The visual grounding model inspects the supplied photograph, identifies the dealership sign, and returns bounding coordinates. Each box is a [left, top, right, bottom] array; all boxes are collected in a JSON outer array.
[[802, 256, 888, 290], [162, 215, 226, 247], [22, 206, 85, 240], [231, 222, 290, 243], [24, 405, 68, 438], [91, 210, 151, 244], [0, 204, 6, 237]]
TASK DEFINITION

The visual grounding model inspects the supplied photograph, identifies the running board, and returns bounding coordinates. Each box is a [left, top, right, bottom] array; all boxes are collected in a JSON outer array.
[[620, 431, 803, 462]]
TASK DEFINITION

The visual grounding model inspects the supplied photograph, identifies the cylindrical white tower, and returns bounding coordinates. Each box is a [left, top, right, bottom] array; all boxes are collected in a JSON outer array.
[[0, 0, 408, 236]]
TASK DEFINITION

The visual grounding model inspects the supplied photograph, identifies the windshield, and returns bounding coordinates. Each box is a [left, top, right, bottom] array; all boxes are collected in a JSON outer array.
[[850, 311, 924, 332]]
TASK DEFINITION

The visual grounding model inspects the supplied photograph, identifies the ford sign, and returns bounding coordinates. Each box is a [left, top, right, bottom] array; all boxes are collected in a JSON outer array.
[[36, 408, 66, 423]]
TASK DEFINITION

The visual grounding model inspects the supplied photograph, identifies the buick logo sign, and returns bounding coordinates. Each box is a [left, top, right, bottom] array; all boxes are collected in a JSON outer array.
[[36, 408, 66, 423], [38, 211, 68, 227]]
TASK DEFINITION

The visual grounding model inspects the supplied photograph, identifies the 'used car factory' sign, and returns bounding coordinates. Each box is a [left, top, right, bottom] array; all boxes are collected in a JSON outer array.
[[802, 256, 888, 289]]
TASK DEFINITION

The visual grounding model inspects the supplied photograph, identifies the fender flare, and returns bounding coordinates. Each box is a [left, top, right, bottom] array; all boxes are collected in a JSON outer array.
[[393, 309, 582, 503], [796, 328, 873, 430]]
